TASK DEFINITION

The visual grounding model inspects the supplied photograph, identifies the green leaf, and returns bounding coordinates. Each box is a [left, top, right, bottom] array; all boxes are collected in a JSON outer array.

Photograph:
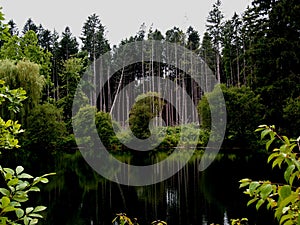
[[0, 217, 8, 224], [272, 157, 284, 168], [256, 199, 265, 210], [7, 178, 19, 186], [266, 138, 275, 151], [282, 136, 290, 145], [10, 201, 21, 207], [28, 187, 40, 192], [239, 182, 250, 188], [249, 182, 260, 195], [239, 178, 251, 183], [275, 193, 297, 220], [15, 208, 24, 219], [28, 213, 43, 218], [25, 207, 34, 214], [17, 173, 33, 179], [29, 218, 38, 225], [15, 166, 24, 175], [284, 165, 295, 184], [1, 196, 10, 207], [3, 168, 14, 176], [33, 206, 46, 213], [261, 129, 271, 140], [0, 188, 10, 196], [280, 214, 293, 225], [247, 198, 258, 206], [279, 185, 292, 200], [24, 215, 29, 225], [260, 184, 273, 199], [2, 206, 15, 213], [40, 178, 48, 183], [16, 182, 28, 191], [12, 196, 28, 203], [268, 152, 280, 163]]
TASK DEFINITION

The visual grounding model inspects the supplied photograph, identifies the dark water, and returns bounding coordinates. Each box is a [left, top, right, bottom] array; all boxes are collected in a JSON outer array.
[[3, 150, 278, 225]]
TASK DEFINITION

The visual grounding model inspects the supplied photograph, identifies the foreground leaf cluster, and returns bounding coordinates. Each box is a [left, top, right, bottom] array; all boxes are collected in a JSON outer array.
[[240, 125, 300, 225], [0, 166, 54, 225], [0, 80, 55, 225]]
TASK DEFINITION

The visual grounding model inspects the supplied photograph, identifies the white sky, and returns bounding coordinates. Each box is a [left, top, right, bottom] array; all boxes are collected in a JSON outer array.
[[1, 0, 251, 46]]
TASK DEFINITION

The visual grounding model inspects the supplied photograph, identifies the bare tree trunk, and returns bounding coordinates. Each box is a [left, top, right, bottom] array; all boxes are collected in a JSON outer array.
[[110, 65, 125, 114], [236, 47, 240, 87], [216, 52, 221, 84]]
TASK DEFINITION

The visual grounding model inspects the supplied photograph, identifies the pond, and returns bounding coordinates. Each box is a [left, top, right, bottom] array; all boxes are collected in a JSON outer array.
[[3, 149, 279, 225]]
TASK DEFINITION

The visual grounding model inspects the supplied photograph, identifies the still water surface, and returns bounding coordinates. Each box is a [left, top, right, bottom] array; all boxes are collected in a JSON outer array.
[[5, 150, 278, 225]]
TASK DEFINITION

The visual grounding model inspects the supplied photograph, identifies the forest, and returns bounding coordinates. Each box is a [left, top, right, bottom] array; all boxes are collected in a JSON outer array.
[[0, 0, 299, 224]]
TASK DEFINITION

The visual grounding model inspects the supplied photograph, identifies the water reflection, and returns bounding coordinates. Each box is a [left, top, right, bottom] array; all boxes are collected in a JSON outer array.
[[2, 150, 277, 225]]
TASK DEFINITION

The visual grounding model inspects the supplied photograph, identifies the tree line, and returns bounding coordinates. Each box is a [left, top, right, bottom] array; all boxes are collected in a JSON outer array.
[[0, 0, 299, 152]]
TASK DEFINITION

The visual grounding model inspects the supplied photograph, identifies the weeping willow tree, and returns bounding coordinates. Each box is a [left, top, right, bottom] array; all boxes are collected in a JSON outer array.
[[0, 59, 45, 125]]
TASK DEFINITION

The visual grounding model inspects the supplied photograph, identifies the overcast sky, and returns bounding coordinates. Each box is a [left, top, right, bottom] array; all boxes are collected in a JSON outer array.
[[1, 0, 251, 46]]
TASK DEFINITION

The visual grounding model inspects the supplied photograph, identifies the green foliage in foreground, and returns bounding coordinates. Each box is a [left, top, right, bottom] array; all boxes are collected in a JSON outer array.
[[230, 218, 248, 225], [0, 80, 26, 150], [0, 79, 54, 225], [0, 166, 55, 225], [112, 213, 167, 225], [240, 125, 300, 225]]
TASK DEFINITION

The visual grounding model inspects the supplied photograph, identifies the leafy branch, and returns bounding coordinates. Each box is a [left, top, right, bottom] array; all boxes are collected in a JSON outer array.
[[240, 125, 300, 225]]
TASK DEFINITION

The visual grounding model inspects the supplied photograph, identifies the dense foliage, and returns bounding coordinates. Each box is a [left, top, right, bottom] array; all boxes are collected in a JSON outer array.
[[0, 80, 54, 225], [240, 125, 300, 225], [198, 84, 264, 148]]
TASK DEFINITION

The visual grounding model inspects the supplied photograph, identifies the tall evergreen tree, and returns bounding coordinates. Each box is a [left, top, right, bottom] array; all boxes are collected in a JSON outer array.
[[186, 26, 200, 52], [242, 0, 300, 129], [8, 19, 18, 36], [22, 18, 38, 34], [206, 0, 224, 83], [80, 14, 110, 61], [80, 14, 110, 107], [37, 24, 52, 51], [59, 27, 79, 61]]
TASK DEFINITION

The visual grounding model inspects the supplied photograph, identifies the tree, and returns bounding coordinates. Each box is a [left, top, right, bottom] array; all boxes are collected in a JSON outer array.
[[80, 14, 110, 107], [58, 27, 79, 61], [240, 125, 300, 225], [23, 103, 68, 150], [186, 26, 200, 52], [240, 0, 300, 129], [80, 14, 110, 61], [57, 57, 85, 122], [129, 92, 165, 139], [0, 31, 52, 100], [22, 18, 38, 34], [72, 105, 120, 150], [37, 24, 53, 52], [221, 13, 243, 87], [200, 32, 216, 92], [206, 0, 224, 83], [0, 60, 46, 124], [7, 19, 18, 36], [198, 84, 264, 147]]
